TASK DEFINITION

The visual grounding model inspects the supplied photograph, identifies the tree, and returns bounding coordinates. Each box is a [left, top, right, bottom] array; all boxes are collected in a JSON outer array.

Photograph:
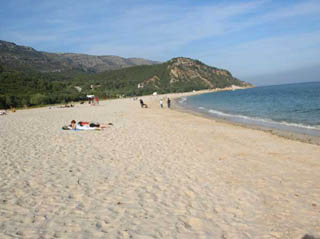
[[5, 96, 12, 108], [0, 95, 6, 109], [21, 98, 29, 107], [30, 93, 47, 105]]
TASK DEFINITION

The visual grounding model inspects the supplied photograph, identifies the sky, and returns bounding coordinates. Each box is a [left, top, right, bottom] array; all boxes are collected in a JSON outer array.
[[1, 0, 320, 85]]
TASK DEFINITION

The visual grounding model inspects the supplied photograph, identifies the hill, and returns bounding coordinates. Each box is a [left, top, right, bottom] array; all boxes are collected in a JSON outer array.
[[88, 57, 252, 97], [0, 40, 158, 73], [0, 40, 253, 109]]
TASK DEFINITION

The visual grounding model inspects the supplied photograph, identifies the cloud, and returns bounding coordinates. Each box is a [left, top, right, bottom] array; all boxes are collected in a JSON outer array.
[[261, 0, 320, 19], [200, 31, 320, 77], [1, 0, 320, 78], [84, 0, 320, 57], [84, 1, 265, 56]]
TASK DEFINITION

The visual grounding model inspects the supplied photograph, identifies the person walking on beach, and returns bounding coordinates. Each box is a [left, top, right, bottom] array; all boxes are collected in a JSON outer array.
[[160, 99, 163, 108], [167, 98, 171, 108]]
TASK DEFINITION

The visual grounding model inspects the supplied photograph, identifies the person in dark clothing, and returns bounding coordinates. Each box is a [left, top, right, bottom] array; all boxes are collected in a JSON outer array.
[[167, 98, 171, 108], [139, 99, 144, 108], [139, 99, 148, 108]]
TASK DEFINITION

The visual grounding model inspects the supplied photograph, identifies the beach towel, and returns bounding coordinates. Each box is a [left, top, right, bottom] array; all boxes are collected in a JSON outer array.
[[61, 126, 100, 131]]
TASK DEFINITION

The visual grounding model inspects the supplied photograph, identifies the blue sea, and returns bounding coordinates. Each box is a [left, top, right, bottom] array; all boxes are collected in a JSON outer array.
[[178, 82, 320, 137]]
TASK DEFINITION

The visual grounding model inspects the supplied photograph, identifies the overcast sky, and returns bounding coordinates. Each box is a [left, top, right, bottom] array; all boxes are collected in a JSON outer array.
[[1, 0, 320, 84]]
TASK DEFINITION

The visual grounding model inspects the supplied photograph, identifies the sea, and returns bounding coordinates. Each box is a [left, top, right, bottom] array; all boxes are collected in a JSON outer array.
[[177, 82, 320, 137]]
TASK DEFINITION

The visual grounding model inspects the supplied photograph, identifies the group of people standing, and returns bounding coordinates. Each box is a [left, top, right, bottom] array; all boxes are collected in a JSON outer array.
[[160, 98, 171, 109], [139, 97, 172, 109]]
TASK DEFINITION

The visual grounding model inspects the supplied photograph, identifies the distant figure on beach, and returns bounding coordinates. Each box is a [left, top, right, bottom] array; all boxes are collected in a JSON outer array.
[[0, 110, 7, 115], [167, 98, 171, 108], [160, 99, 163, 108], [58, 104, 74, 108], [140, 99, 148, 108]]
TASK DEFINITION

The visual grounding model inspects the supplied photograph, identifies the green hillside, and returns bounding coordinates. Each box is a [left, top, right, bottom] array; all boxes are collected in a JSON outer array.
[[86, 57, 251, 97], [0, 56, 252, 109]]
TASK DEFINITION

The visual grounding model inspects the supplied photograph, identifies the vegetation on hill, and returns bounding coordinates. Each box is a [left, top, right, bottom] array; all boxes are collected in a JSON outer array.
[[0, 65, 86, 109], [0, 57, 252, 109], [84, 57, 252, 97], [0, 40, 158, 73], [0, 40, 253, 109]]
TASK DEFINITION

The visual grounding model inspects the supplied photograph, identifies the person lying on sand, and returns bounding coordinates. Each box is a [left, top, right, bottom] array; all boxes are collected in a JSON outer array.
[[62, 120, 113, 130], [58, 104, 74, 108], [77, 121, 112, 129]]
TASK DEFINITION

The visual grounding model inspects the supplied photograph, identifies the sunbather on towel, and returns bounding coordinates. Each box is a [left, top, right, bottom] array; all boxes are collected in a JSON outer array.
[[62, 120, 112, 130], [77, 121, 109, 129]]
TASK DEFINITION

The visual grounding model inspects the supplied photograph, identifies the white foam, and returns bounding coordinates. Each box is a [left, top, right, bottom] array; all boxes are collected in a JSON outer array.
[[207, 109, 320, 131], [278, 121, 320, 130], [179, 97, 187, 104]]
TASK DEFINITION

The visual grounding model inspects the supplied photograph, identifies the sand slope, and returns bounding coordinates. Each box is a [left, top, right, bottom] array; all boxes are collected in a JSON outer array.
[[0, 96, 319, 239]]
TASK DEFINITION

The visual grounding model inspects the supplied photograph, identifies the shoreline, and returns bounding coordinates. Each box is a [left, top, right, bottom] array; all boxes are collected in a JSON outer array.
[[5, 85, 319, 146], [171, 91, 320, 146]]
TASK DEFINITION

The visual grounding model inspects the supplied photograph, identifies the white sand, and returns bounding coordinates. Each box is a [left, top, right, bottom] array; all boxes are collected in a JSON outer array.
[[0, 95, 320, 239]]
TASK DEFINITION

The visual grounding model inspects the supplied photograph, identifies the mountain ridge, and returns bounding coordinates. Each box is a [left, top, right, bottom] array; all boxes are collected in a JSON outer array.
[[0, 40, 159, 73]]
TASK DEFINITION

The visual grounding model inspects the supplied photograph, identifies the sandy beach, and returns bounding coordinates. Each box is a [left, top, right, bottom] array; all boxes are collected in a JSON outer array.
[[1, 93, 320, 239]]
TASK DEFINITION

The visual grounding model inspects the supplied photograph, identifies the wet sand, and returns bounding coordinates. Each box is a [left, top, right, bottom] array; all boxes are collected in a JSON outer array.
[[173, 97, 320, 146]]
